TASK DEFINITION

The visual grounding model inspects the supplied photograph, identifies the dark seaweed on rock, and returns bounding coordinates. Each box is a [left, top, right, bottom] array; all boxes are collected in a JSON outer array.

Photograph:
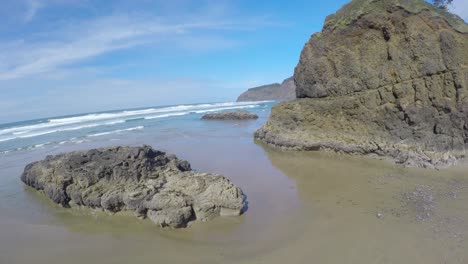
[[21, 145, 246, 228], [256, 0, 468, 169]]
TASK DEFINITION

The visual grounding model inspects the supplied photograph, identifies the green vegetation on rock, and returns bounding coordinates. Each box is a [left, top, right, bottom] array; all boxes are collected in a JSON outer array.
[[325, 0, 467, 33]]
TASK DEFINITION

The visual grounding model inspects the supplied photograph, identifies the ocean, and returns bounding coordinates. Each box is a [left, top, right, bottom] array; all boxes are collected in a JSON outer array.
[[0, 101, 274, 155]]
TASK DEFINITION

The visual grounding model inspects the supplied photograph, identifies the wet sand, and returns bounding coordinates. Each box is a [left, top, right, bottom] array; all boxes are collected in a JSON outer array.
[[1, 120, 468, 263]]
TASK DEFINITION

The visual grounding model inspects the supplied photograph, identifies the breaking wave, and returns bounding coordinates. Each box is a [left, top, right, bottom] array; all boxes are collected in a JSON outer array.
[[0, 101, 266, 143], [87, 126, 144, 137], [0, 101, 272, 153]]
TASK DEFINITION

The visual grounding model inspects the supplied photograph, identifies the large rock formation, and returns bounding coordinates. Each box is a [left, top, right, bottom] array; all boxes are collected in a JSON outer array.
[[21, 146, 246, 228], [201, 110, 258, 120], [256, 0, 468, 168], [237, 77, 296, 102]]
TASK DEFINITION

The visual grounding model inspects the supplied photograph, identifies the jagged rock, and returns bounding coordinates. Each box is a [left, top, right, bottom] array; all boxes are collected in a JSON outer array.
[[256, 0, 468, 169], [21, 146, 246, 228], [237, 77, 296, 102], [201, 110, 258, 120]]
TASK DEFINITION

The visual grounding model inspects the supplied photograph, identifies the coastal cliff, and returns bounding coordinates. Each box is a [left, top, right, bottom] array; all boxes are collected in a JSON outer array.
[[237, 77, 296, 102], [256, 0, 468, 168]]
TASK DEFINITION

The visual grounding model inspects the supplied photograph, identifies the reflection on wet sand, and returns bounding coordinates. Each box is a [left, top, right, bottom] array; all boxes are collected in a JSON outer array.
[[0, 135, 305, 264], [29, 185, 250, 243], [261, 143, 468, 263]]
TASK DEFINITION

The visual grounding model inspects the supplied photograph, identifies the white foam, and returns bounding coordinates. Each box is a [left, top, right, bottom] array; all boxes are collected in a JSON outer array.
[[13, 120, 124, 136], [0, 137, 15, 143], [0, 101, 269, 145], [71, 139, 90, 144], [145, 112, 190, 120], [193, 105, 258, 114], [88, 126, 144, 137], [144, 105, 260, 119], [0, 101, 268, 137], [0, 121, 61, 136], [46, 102, 263, 125], [0, 120, 125, 142]]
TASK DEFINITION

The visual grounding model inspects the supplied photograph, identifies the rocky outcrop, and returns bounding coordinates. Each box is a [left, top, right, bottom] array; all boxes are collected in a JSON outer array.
[[279, 77, 297, 100], [201, 110, 258, 120], [237, 77, 296, 102], [21, 146, 246, 228], [256, 0, 468, 169]]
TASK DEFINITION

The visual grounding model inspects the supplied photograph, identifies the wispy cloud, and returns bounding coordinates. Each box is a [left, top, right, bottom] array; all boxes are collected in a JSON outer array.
[[22, 0, 88, 22], [0, 12, 272, 81], [23, 0, 43, 22], [0, 0, 286, 123]]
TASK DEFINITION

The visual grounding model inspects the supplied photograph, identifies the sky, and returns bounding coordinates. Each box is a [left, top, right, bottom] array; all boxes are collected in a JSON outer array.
[[0, 0, 467, 123]]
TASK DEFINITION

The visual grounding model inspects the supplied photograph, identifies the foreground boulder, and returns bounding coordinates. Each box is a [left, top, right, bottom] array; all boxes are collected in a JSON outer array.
[[202, 110, 258, 120], [21, 146, 246, 228], [256, 0, 468, 169]]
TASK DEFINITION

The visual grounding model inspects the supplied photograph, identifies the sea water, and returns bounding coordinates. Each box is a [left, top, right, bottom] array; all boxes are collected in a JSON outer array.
[[0, 101, 274, 154]]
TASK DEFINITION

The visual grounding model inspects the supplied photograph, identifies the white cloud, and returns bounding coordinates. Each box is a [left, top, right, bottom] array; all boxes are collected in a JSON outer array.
[[23, 0, 43, 22], [451, 0, 468, 21], [0, 12, 272, 81], [22, 0, 88, 22], [0, 1, 283, 123]]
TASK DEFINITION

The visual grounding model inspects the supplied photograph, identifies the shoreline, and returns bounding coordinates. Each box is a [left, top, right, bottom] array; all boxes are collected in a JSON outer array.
[[254, 132, 468, 170]]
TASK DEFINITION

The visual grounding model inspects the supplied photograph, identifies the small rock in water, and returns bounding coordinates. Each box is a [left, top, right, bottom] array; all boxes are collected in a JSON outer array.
[[201, 110, 258, 120]]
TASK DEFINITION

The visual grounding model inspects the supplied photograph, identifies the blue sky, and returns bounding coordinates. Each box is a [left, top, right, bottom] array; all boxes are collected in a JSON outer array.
[[0, 0, 467, 123]]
